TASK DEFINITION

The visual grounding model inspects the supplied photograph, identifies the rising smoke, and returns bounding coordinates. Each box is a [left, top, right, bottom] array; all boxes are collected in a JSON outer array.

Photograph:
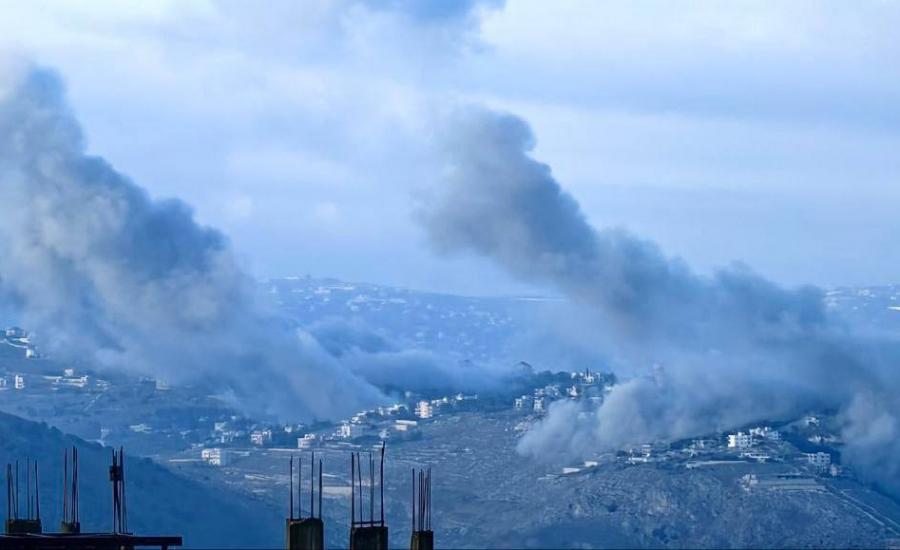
[[306, 315, 512, 393], [420, 106, 900, 492], [0, 63, 386, 420]]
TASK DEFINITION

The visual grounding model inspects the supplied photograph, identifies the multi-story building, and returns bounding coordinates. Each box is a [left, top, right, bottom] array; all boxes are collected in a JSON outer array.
[[806, 452, 831, 469], [727, 432, 754, 450], [415, 400, 433, 419], [201, 448, 231, 466]]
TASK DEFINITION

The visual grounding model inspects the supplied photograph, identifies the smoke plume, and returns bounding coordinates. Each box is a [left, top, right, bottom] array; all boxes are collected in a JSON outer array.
[[0, 63, 384, 420], [306, 316, 512, 392], [420, 106, 900, 491]]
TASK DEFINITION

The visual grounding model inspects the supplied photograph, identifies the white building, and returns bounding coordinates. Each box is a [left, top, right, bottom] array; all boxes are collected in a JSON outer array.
[[339, 422, 364, 439], [4, 327, 26, 338], [64, 368, 75, 377], [250, 429, 273, 446], [13, 375, 25, 390], [572, 369, 597, 385], [394, 420, 418, 432], [806, 452, 831, 469], [59, 375, 89, 388], [201, 448, 231, 466], [214, 421, 228, 432], [627, 444, 653, 464], [749, 426, 782, 441], [742, 451, 770, 463], [378, 403, 405, 416], [727, 432, 754, 450], [533, 397, 545, 413], [415, 401, 433, 419], [567, 385, 579, 398], [297, 433, 318, 449], [514, 396, 531, 410]]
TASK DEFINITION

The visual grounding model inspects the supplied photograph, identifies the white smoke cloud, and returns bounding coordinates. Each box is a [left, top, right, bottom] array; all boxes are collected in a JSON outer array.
[[420, 105, 900, 492], [0, 62, 385, 421]]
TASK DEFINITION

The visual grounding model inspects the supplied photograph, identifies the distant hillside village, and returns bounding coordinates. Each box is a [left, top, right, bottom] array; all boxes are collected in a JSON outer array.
[[0, 320, 877, 548], [0, 323, 845, 487], [547, 417, 842, 482], [197, 391, 482, 468], [0, 326, 39, 359], [0, 279, 897, 547], [0, 326, 103, 391]]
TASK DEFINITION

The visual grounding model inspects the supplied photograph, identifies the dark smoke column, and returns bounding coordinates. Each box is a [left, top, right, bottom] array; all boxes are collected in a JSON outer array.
[[0, 62, 384, 420], [419, 106, 876, 469]]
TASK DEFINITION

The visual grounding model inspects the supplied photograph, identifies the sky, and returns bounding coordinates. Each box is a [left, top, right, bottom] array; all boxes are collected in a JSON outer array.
[[0, 0, 898, 295]]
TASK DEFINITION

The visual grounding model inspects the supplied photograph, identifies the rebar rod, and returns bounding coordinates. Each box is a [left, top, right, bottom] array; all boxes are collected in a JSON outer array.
[[289, 456, 293, 520]]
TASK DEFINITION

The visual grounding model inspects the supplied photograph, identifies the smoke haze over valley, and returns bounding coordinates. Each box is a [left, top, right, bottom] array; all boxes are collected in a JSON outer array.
[[0, 63, 386, 421], [420, 106, 900, 494], [1, 2, 900, 548]]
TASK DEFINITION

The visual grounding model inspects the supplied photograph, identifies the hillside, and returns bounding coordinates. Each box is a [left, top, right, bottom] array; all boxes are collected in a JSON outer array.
[[0, 412, 281, 548]]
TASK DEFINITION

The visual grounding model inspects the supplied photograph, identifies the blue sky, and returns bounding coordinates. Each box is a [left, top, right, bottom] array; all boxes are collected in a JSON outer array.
[[1, 0, 898, 294]]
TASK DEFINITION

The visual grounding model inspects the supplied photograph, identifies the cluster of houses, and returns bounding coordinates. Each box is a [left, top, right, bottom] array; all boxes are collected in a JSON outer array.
[[0, 327, 50, 390], [0, 327, 99, 392], [723, 427, 783, 463], [514, 369, 606, 414], [514, 385, 559, 414], [210, 417, 257, 445], [0, 374, 26, 390], [722, 425, 839, 474], [0, 367, 94, 392], [198, 392, 480, 466], [553, 422, 842, 478], [330, 393, 478, 444], [0, 327, 39, 359], [700, 426, 838, 475]]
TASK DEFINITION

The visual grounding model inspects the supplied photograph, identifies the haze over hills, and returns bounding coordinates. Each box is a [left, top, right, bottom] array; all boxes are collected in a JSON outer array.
[[3, 277, 900, 547], [824, 285, 900, 332], [264, 276, 900, 363], [261, 275, 544, 362], [1, 3, 898, 549]]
